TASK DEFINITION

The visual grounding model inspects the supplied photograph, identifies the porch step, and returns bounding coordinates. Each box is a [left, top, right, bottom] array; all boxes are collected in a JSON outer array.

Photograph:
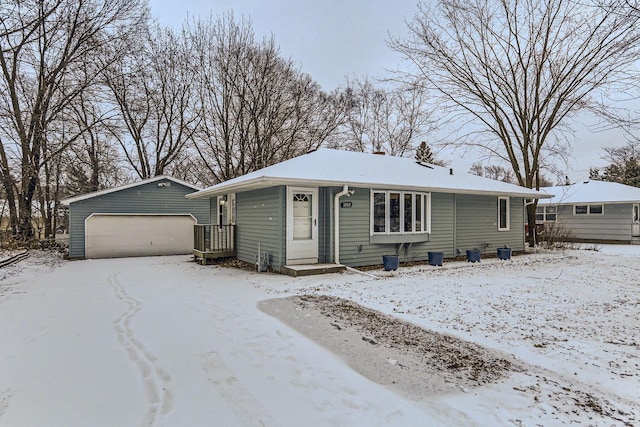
[[281, 263, 346, 277]]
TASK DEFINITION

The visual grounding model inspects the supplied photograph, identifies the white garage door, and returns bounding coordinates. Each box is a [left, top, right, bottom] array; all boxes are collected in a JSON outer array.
[[85, 214, 196, 259]]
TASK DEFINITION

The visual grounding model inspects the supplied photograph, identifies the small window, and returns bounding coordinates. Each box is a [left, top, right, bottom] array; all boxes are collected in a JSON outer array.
[[404, 193, 413, 232], [574, 204, 603, 215], [574, 205, 588, 215], [589, 204, 603, 215], [498, 197, 510, 231], [546, 205, 557, 221], [389, 192, 401, 233], [373, 192, 386, 233], [415, 194, 423, 232], [536, 205, 556, 222]]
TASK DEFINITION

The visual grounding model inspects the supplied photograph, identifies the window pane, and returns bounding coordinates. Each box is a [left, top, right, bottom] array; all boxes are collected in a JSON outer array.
[[404, 193, 413, 232], [589, 205, 603, 214], [575, 205, 588, 214], [536, 206, 544, 214], [547, 206, 557, 214], [547, 214, 556, 221], [499, 198, 508, 229], [389, 193, 400, 233], [373, 192, 385, 233], [415, 194, 423, 232], [292, 193, 312, 240], [536, 213, 544, 222]]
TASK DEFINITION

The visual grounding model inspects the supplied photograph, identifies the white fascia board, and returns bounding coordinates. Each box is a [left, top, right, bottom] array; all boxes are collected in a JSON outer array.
[[62, 176, 202, 205], [186, 176, 551, 200]]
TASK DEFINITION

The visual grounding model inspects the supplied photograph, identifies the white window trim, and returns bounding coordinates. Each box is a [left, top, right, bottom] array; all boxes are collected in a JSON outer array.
[[573, 204, 604, 216], [536, 205, 557, 222], [498, 197, 510, 231], [370, 190, 431, 236]]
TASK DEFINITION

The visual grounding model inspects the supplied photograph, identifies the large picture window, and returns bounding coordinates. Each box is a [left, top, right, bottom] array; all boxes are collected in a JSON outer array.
[[371, 190, 430, 235], [498, 197, 510, 231]]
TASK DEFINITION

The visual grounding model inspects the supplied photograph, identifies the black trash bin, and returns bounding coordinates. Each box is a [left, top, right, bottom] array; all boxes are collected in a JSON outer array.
[[428, 251, 444, 266], [382, 255, 399, 271], [466, 249, 481, 262]]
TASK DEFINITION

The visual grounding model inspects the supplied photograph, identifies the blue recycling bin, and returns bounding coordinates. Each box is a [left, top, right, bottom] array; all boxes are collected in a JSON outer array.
[[382, 255, 399, 271], [497, 247, 512, 260], [428, 251, 444, 266], [466, 249, 481, 263]]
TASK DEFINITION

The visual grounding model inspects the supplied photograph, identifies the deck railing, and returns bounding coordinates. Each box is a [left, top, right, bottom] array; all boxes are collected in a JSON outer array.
[[193, 224, 236, 255]]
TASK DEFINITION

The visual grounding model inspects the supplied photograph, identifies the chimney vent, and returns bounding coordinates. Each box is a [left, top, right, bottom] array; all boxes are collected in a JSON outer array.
[[373, 151, 385, 155], [449, 168, 453, 175]]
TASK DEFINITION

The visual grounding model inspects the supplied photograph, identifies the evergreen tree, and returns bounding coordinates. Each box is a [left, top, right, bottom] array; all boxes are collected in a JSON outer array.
[[415, 141, 445, 166]]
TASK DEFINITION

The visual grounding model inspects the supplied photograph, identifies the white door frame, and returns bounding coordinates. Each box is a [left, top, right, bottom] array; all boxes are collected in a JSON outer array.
[[633, 204, 640, 237], [286, 186, 318, 265]]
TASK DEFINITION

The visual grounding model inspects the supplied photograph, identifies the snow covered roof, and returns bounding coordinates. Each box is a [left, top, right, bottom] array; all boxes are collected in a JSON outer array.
[[187, 149, 550, 199], [61, 175, 201, 205], [539, 180, 640, 205]]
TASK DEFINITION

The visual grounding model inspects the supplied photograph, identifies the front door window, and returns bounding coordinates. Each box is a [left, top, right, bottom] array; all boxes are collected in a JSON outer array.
[[292, 193, 312, 240]]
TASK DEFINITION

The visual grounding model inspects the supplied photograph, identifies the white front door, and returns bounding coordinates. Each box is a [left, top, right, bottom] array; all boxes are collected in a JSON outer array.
[[286, 187, 318, 265], [633, 204, 640, 237]]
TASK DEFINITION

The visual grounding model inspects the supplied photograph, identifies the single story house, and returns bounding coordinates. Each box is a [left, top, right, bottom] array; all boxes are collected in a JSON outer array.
[[62, 176, 210, 259], [186, 149, 550, 272], [537, 180, 640, 244]]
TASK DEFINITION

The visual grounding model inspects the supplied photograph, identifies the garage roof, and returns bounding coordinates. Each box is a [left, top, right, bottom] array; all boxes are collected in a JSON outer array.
[[61, 176, 201, 205], [187, 148, 551, 199]]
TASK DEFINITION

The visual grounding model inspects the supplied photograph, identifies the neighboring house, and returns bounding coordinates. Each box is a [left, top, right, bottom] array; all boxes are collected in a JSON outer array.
[[187, 149, 550, 272], [62, 176, 210, 259], [538, 180, 640, 244]]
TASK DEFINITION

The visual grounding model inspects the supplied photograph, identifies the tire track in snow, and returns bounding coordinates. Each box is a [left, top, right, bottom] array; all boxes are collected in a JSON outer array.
[[110, 273, 173, 424], [202, 351, 278, 427]]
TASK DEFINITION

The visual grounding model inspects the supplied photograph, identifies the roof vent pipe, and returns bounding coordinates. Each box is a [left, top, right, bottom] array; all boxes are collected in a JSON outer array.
[[334, 185, 350, 264], [449, 168, 453, 175]]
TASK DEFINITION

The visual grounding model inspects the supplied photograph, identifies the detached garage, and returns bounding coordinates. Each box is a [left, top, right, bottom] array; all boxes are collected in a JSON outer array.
[[62, 176, 210, 259]]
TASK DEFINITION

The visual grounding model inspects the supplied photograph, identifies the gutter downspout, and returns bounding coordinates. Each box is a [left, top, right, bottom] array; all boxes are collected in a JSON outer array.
[[334, 185, 350, 264]]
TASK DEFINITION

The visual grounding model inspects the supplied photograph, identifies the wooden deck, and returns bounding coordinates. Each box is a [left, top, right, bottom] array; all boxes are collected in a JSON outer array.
[[192, 248, 236, 265], [280, 263, 346, 277], [193, 224, 236, 265]]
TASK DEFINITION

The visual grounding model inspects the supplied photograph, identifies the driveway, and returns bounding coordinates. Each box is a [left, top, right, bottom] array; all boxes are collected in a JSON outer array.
[[0, 255, 439, 427]]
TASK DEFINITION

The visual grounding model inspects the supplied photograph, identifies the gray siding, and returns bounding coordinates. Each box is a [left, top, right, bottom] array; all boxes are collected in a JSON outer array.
[[235, 186, 285, 272], [68, 181, 209, 259], [555, 203, 634, 242], [233, 185, 528, 271], [455, 194, 525, 254], [327, 188, 457, 267]]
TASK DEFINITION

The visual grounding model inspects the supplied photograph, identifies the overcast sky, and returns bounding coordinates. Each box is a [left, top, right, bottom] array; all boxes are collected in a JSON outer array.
[[148, 0, 417, 91], [148, 0, 624, 183]]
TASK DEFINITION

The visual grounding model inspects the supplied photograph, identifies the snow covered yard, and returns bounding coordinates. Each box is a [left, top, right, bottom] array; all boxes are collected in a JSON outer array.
[[0, 247, 638, 426]]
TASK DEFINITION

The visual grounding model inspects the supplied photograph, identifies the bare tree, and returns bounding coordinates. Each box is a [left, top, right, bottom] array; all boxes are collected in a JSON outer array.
[[105, 24, 198, 179], [392, 0, 640, 243], [469, 162, 515, 183], [0, 0, 147, 238], [66, 89, 124, 194], [186, 14, 343, 184], [334, 77, 434, 156]]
